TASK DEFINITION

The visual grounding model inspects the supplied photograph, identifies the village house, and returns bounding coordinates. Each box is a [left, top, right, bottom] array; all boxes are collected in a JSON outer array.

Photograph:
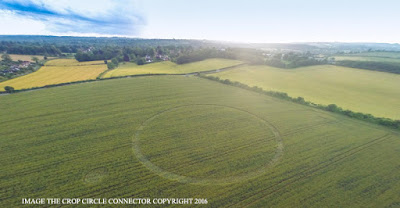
[[145, 55, 153, 63], [19, 61, 30, 68], [155, 54, 169, 61]]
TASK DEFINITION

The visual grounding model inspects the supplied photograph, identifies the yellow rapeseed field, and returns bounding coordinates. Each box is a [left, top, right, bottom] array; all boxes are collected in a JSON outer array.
[[44, 59, 106, 66], [0, 59, 107, 91]]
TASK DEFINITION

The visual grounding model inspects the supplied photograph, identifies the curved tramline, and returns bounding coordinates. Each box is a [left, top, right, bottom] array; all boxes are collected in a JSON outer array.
[[133, 104, 283, 185], [235, 133, 394, 208]]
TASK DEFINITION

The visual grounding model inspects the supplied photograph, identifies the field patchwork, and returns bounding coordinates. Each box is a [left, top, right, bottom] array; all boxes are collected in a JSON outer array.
[[0, 59, 107, 91], [102, 58, 243, 78]]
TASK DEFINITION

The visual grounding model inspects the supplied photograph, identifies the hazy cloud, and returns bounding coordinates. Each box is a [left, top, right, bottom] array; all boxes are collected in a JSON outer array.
[[0, 0, 145, 36]]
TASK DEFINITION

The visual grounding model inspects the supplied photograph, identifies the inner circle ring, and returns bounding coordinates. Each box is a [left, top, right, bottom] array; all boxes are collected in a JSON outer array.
[[132, 104, 284, 185]]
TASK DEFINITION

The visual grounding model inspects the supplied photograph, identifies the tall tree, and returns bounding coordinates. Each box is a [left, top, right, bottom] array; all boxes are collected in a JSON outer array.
[[4, 86, 15, 93], [31, 56, 39, 64], [1, 54, 12, 62]]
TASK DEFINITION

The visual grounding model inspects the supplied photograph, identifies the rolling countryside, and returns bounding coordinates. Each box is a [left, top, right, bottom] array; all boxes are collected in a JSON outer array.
[[1, 76, 400, 207], [2, 1, 400, 207]]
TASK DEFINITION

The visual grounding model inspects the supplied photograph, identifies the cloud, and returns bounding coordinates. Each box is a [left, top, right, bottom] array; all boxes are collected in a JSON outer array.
[[0, 0, 145, 36]]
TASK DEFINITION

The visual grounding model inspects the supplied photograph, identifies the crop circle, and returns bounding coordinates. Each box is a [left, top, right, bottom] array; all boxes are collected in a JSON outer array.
[[133, 104, 283, 185]]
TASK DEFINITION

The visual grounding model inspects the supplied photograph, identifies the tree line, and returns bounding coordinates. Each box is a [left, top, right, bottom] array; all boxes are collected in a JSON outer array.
[[336, 60, 400, 74], [200, 75, 400, 130], [0, 36, 214, 58], [175, 48, 264, 65], [174, 49, 327, 67], [265, 52, 328, 68], [0, 42, 63, 56]]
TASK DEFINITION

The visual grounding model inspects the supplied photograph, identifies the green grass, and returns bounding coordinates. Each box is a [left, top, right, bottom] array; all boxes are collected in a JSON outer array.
[[211, 64, 400, 120], [1, 76, 400, 207], [333, 51, 400, 64], [334, 55, 400, 63], [102, 58, 243, 78], [341, 51, 400, 59]]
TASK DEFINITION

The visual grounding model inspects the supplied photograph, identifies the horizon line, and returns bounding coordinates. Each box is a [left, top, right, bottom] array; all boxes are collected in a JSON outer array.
[[0, 34, 399, 45]]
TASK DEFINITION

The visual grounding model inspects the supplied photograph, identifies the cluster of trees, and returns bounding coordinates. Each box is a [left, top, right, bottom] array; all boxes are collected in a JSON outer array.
[[175, 48, 234, 64], [75, 47, 121, 62], [265, 52, 328, 68], [75, 45, 195, 66], [336, 60, 400, 74], [106, 58, 120, 70], [200, 75, 400, 130], [4, 86, 14, 93], [75, 46, 159, 62], [175, 48, 264, 65], [1, 53, 12, 62], [0, 41, 64, 56]]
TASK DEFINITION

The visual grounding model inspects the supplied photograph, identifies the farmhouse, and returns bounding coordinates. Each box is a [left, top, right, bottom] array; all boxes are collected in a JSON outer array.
[[19, 61, 30, 68]]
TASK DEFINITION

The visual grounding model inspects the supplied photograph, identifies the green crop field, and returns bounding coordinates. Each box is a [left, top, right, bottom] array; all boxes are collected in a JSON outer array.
[[102, 58, 243, 78], [334, 56, 400, 63], [1, 76, 400, 207], [341, 52, 400, 59], [211, 65, 400, 120], [333, 51, 400, 64]]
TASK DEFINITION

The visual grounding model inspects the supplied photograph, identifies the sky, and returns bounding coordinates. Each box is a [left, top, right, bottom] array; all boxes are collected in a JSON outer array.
[[0, 0, 399, 43]]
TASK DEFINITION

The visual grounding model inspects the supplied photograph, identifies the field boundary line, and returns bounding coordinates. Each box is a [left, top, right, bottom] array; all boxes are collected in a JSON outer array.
[[0, 64, 245, 94], [198, 75, 400, 131]]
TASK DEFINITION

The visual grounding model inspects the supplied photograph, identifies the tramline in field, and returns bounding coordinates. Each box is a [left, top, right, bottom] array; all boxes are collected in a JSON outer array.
[[1, 76, 399, 207]]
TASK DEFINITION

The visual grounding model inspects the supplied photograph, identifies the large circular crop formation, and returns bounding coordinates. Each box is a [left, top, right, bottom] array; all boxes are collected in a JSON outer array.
[[133, 104, 283, 185]]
